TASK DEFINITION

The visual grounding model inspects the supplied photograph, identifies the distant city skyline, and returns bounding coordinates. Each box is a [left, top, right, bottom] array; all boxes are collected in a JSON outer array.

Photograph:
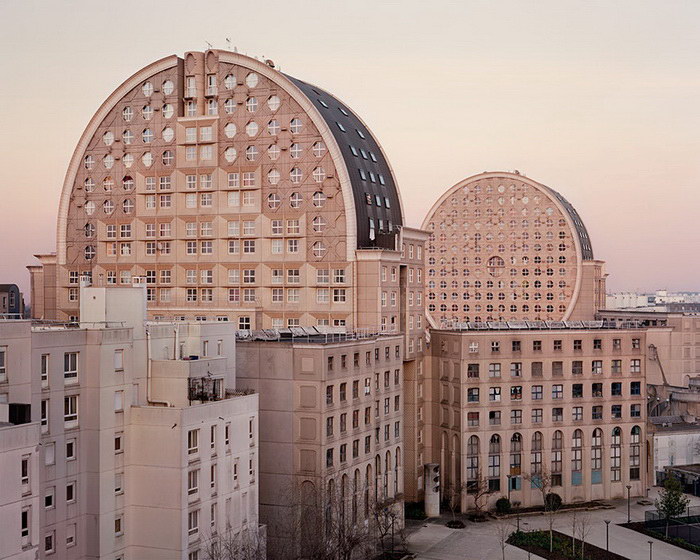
[[1, 0, 699, 298]]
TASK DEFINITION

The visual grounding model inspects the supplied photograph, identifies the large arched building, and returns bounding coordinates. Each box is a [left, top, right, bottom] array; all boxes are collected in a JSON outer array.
[[29, 50, 427, 342], [421, 172, 605, 327]]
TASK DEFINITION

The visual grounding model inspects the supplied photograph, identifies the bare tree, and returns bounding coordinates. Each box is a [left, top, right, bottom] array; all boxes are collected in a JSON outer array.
[[570, 510, 578, 558], [467, 470, 490, 518], [443, 480, 466, 522], [202, 525, 266, 560], [577, 514, 592, 560], [371, 494, 405, 556], [524, 468, 558, 552], [495, 520, 512, 560]]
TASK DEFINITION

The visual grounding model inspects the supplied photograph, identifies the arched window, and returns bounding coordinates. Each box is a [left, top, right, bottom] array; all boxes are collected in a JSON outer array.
[[591, 428, 603, 482], [394, 447, 401, 495], [385, 451, 391, 497], [551, 430, 563, 486], [352, 470, 360, 524], [510, 433, 522, 476], [488, 435, 501, 491], [571, 429, 583, 479], [326, 479, 335, 535], [630, 426, 641, 481], [364, 465, 372, 518], [531, 432, 543, 475], [611, 427, 622, 482], [467, 436, 480, 492]]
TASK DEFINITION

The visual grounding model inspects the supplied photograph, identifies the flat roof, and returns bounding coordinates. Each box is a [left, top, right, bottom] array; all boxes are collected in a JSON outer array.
[[235, 327, 401, 344], [435, 319, 645, 332]]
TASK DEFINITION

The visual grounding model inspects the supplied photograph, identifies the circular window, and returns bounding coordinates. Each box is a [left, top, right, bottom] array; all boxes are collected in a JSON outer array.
[[142, 82, 154, 97], [84, 178, 95, 192], [142, 105, 153, 120], [245, 146, 258, 161], [142, 152, 153, 167], [246, 122, 259, 137], [162, 80, 174, 95], [312, 142, 326, 157], [103, 131, 114, 146], [123, 199, 134, 213], [162, 127, 174, 142], [290, 168, 302, 184], [312, 216, 326, 232], [224, 123, 237, 138], [290, 192, 302, 208], [290, 118, 302, 134], [84, 223, 95, 238], [103, 155, 114, 169], [290, 143, 302, 158], [142, 129, 153, 143], [224, 147, 237, 163], [224, 99, 236, 114], [267, 120, 280, 135], [268, 144, 280, 160], [123, 130, 134, 144], [268, 95, 281, 111], [122, 176, 134, 190], [162, 150, 174, 165], [122, 154, 134, 168], [268, 169, 280, 185], [103, 177, 114, 191], [246, 97, 258, 112], [312, 167, 326, 183], [162, 104, 174, 118], [84, 155, 94, 170], [224, 74, 236, 89], [84, 246, 96, 260], [245, 72, 259, 88], [103, 200, 115, 214], [122, 107, 133, 122], [313, 192, 326, 207], [312, 241, 326, 258], [267, 193, 281, 209], [84, 201, 95, 215]]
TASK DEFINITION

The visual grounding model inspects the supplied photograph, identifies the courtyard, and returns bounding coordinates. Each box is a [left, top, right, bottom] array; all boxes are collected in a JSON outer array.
[[405, 488, 700, 560]]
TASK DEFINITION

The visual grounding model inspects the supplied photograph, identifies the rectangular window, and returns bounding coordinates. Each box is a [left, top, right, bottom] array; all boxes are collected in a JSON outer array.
[[64, 395, 78, 424], [188, 429, 199, 454], [63, 352, 78, 380], [552, 384, 563, 399], [467, 364, 480, 378]]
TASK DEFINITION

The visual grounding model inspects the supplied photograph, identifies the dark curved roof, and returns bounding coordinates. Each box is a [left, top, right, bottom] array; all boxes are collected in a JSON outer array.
[[286, 76, 403, 249], [540, 186, 594, 260]]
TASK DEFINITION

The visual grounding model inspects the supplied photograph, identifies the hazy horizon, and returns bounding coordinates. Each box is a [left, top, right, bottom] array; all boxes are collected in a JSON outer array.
[[1, 0, 699, 300]]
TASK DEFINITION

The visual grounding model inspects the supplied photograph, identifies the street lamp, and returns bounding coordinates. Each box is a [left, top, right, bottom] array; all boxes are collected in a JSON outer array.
[[604, 519, 611, 551], [648, 540, 653, 560], [626, 484, 632, 523]]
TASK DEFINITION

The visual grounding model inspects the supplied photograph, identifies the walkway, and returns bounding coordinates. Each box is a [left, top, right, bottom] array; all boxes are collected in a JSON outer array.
[[406, 488, 700, 560]]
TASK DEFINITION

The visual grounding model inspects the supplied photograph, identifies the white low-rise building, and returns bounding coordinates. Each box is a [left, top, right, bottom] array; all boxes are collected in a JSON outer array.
[[0, 286, 262, 560]]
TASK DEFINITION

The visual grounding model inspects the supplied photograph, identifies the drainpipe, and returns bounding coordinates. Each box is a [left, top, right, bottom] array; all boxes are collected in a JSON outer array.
[[146, 327, 171, 407]]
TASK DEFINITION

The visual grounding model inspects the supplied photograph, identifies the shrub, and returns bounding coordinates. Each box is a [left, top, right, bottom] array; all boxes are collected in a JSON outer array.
[[495, 497, 512, 514], [544, 492, 562, 511], [404, 501, 427, 520]]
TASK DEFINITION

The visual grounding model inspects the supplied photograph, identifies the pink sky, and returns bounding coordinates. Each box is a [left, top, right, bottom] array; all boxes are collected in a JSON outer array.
[[1, 0, 699, 300]]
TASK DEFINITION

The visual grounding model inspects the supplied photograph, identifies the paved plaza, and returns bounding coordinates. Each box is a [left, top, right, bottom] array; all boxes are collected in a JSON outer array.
[[405, 488, 700, 560]]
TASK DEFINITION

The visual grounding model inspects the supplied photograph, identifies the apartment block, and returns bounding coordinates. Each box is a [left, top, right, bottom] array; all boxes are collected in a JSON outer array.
[[0, 286, 261, 560], [428, 325, 648, 509], [236, 332, 403, 559]]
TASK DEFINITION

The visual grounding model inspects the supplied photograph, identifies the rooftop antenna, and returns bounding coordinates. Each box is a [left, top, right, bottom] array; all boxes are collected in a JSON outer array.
[[225, 37, 231, 51], [205, 41, 213, 50]]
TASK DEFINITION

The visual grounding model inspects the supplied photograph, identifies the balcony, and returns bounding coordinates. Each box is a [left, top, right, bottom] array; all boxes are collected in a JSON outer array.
[[188, 377, 224, 403]]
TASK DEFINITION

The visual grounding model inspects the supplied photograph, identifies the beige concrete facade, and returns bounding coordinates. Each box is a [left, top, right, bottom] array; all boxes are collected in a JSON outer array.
[[0, 287, 261, 560], [421, 172, 605, 328], [236, 334, 403, 559], [428, 327, 648, 509], [0, 418, 41, 560]]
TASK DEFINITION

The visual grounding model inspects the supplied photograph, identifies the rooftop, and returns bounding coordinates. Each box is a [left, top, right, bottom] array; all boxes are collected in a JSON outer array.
[[235, 327, 401, 344], [436, 319, 646, 332]]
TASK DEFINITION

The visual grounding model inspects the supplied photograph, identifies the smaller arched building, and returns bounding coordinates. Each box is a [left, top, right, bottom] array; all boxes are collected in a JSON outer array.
[[421, 172, 606, 328]]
